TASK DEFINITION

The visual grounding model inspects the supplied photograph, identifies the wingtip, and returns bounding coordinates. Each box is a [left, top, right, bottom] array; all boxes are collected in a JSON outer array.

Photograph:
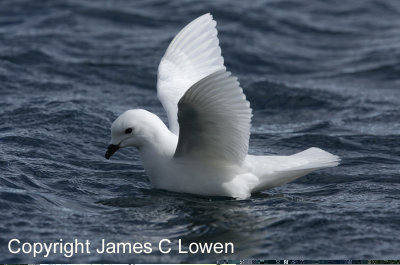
[[197, 13, 214, 22], [200, 13, 216, 25]]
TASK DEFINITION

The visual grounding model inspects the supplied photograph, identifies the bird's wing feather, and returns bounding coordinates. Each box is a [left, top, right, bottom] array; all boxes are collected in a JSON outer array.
[[174, 70, 252, 166], [157, 13, 225, 135]]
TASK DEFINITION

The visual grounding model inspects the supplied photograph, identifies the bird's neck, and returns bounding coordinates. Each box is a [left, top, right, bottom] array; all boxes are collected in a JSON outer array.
[[138, 120, 178, 160], [137, 121, 177, 185]]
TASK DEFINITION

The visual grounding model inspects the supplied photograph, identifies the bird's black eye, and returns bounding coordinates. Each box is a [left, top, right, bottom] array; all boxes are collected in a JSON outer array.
[[125, 128, 132, 134]]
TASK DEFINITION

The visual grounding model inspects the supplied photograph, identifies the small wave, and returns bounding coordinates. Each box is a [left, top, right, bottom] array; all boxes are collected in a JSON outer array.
[[246, 80, 344, 111]]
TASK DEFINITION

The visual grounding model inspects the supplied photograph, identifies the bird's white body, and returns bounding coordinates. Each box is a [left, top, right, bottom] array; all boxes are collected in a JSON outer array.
[[109, 109, 339, 199], [106, 14, 340, 199]]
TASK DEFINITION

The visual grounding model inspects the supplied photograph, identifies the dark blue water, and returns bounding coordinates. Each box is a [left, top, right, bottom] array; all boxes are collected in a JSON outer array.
[[1, 0, 400, 263]]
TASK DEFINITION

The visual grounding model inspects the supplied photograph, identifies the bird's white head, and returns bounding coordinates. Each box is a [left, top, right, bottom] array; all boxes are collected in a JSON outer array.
[[105, 109, 166, 159]]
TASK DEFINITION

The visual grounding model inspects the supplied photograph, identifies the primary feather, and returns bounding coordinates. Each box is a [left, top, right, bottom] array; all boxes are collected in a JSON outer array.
[[157, 13, 225, 135]]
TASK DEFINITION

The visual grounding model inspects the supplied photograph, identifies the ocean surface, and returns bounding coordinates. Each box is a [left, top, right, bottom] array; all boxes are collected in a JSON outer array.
[[1, 0, 399, 263]]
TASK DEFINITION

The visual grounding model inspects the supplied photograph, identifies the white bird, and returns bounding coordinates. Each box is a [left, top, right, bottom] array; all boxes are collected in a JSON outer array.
[[105, 13, 340, 199]]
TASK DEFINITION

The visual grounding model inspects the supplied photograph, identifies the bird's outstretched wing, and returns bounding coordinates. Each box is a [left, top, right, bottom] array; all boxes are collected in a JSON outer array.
[[174, 70, 252, 166], [157, 13, 225, 135]]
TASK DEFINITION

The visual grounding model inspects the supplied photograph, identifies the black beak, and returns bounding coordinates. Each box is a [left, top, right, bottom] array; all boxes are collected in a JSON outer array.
[[105, 144, 119, 159]]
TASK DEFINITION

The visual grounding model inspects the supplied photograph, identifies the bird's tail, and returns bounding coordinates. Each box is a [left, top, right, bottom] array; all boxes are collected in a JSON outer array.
[[287, 147, 340, 170], [250, 147, 340, 192]]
